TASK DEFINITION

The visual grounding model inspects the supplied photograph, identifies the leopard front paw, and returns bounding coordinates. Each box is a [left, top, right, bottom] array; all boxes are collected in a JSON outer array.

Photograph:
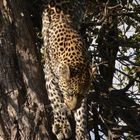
[[76, 129, 90, 140], [52, 118, 72, 140]]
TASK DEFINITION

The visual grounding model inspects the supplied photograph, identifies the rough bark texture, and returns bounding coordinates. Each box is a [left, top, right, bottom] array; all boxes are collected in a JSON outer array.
[[0, 0, 54, 139]]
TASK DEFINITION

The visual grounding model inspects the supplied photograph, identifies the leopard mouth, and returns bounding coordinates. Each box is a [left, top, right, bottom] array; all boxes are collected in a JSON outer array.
[[64, 95, 77, 110]]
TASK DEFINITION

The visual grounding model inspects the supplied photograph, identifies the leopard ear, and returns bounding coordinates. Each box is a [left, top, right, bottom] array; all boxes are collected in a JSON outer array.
[[59, 64, 70, 80]]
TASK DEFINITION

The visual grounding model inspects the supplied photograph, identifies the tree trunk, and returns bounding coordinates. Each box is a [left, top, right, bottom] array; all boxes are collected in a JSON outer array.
[[0, 0, 54, 139]]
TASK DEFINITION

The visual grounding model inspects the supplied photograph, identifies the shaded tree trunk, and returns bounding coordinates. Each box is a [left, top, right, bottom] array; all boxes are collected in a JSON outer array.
[[0, 0, 55, 139]]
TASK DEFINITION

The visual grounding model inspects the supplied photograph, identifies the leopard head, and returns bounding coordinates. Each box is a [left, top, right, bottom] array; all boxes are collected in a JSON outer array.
[[58, 63, 91, 110]]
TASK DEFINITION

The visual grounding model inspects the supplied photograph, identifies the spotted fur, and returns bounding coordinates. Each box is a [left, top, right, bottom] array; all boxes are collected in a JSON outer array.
[[42, 0, 90, 139]]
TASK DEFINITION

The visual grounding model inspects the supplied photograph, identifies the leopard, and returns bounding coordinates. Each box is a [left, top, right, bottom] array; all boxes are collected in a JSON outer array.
[[42, 0, 91, 139]]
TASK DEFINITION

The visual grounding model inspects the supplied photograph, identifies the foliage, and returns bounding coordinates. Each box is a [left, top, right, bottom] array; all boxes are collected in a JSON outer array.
[[84, 0, 140, 140]]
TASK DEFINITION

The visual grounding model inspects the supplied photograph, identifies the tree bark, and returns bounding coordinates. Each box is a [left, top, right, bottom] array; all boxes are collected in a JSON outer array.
[[0, 0, 54, 139]]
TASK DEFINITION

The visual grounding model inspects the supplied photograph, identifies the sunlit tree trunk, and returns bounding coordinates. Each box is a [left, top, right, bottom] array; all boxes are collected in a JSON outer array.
[[0, 0, 55, 139]]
